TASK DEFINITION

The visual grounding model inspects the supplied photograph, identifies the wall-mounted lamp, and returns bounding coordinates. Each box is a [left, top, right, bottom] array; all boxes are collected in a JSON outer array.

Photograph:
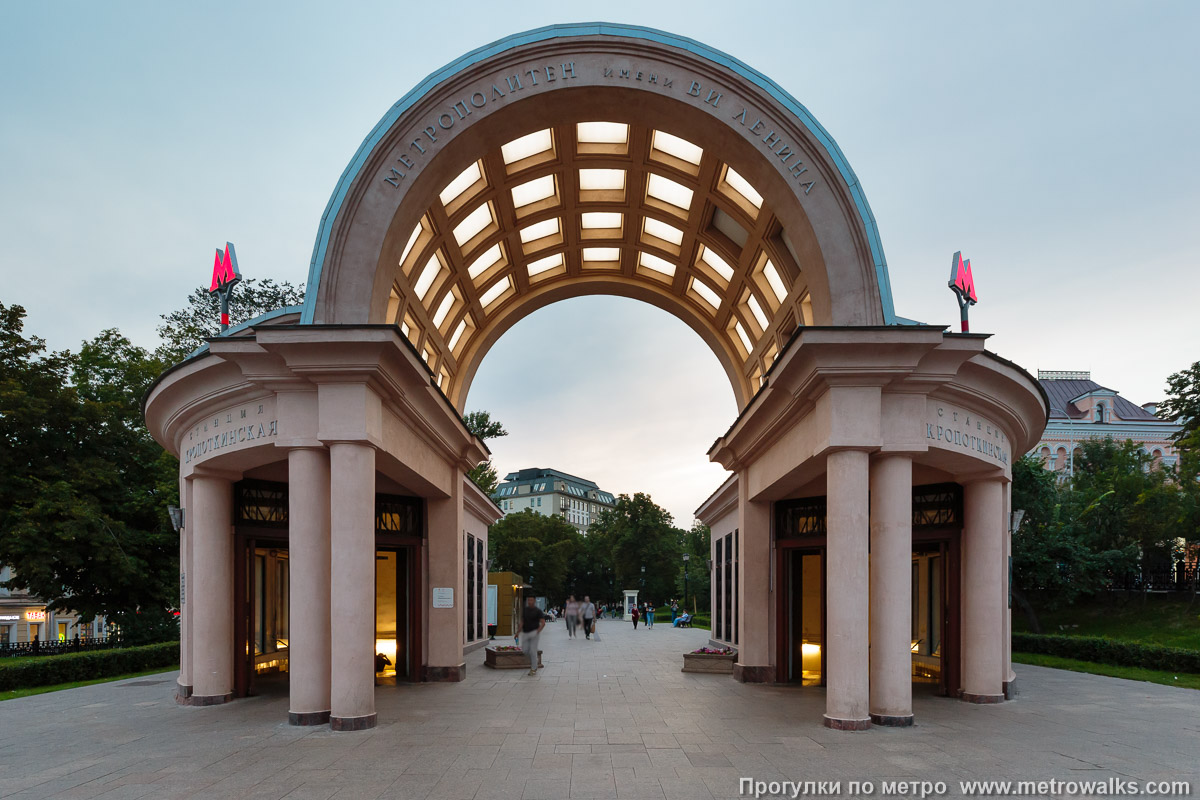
[[168, 506, 184, 532]]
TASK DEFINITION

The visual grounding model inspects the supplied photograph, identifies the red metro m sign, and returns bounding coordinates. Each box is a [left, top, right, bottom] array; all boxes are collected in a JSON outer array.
[[948, 251, 977, 332], [208, 242, 242, 331]]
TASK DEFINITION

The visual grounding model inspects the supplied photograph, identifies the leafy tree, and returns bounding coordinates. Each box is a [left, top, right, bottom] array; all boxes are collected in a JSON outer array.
[[587, 493, 683, 605], [155, 279, 305, 365], [463, 410, 507, 495], [1160, 360, 1200, 480], [676, 522, 711, 612], [488, 509, 578, 602], [0, 306, 178, 632]]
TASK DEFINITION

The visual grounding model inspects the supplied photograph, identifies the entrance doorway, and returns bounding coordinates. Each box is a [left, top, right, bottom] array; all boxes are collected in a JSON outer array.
[[374, 549, 413, 683], [775, 485, 963, 694], [786, 549, 824, 685]]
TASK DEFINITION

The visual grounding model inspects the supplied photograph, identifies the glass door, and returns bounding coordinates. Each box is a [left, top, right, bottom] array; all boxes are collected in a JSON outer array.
[[788, 549, 824, 685], [375, 548, 411, 682]]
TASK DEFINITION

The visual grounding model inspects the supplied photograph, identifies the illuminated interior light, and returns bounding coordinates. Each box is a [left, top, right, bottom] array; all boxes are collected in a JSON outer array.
[[690, 276, 721, 309], [399, 224, 422, 265], [466, 243, 503, 280], [700, 246, 735, 281], [501, 129, 553, 164], [576, 121, 628, 144], [432, 290, 455, 327], [511, 174, 556, 208], [639, 251, 675, 277], [453, 202, 493, 246], [583, 247, 620, 262], [724, 166, 763, 208], [652, 130, 703, 165], [580, 212, 621, 230], [747, 294, 769, 330], [448, 318, 469, 351], [763, 260, 788, 303], [735, 321, 753, 353], [413, 255, 443, 301], [519, 217, 560, 243], [527, 253, 564, 276], [479, 276, 512, 308], [646, 174, 693, 210], [578, 168, 625, 191], [439, 161, 482, 206], [643, 217, 684, 245]]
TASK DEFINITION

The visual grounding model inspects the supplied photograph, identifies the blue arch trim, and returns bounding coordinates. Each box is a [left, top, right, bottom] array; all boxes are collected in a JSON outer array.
[[300, 22, 897, 326]]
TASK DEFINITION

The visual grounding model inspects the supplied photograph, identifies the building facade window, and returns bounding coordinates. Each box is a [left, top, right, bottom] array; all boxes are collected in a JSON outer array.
[[466, 533, 476, 641]]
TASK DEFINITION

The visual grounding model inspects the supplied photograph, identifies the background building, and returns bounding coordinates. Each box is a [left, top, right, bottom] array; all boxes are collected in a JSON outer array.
[[1033, 370, 1180, 475], [0, 565, 106, 648], [493, 468, 617, 534]]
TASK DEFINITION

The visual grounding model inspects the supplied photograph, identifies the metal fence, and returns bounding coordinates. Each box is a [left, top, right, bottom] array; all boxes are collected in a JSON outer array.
[[0, 637, 117, 659], [1108, 562, 1199, 593]]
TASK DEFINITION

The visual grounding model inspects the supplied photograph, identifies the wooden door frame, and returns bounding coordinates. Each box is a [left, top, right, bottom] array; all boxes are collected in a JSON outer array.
[[775, 537, 827, 685], [375, 532, 423, 682]]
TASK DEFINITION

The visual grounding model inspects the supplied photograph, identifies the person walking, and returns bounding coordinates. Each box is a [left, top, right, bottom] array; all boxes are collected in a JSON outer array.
[[646, 602, 655, 628], [565, 595, 580, 638], [631, 604, 640, 630], [520, 596, 548, 675], [581, 595, 597, 639]]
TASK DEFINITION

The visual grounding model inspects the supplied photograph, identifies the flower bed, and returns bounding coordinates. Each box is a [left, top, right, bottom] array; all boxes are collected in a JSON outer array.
[[682, 647, 736, 674], [484, 646, 543, 669]]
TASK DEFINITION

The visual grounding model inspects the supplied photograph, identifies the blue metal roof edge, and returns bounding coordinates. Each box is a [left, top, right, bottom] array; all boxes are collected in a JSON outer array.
[[185, 305, 305, 360], [301, 22, 897, 326]]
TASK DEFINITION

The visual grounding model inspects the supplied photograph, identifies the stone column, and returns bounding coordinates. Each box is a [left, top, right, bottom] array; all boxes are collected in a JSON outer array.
[[329, 442, 377, 730], [1003, 481, 1016, 696], [735, 475, 772, 682], [189, 474, 233, 705], [824, 449, 871, 730], [177, 477, 193, 701], [288, 447, 332, 725], [426, 470, 466, 681], [869, 455, 913, 726], [962, 478, 1006, 702]]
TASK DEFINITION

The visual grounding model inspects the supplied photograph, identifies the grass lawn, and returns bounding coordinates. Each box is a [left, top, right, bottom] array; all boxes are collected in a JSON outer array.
[[1013, 593, 1200, 650], [1013, 651, 1200, 691], [0, 666, 176, 702]]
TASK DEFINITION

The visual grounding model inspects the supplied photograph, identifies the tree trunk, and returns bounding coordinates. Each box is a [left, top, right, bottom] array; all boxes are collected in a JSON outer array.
[[1011, 588, 1041, 634]]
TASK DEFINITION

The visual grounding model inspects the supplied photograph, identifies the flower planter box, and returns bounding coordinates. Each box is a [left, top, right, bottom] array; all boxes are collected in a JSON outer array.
[[484, 647, 543, 669], [682, 651, 736, 674]]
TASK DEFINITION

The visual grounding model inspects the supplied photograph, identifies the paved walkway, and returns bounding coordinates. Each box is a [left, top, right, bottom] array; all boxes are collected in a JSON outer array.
[[0, 619, 1197, 799]]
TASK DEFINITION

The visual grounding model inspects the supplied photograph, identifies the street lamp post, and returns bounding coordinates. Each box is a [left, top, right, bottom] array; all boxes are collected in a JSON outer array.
[[682, 553, 690, 611], [528, 559, 534, 592]]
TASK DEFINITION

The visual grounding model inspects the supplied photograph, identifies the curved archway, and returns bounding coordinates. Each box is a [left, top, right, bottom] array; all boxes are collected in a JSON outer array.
[[302, 24, 896, 411]]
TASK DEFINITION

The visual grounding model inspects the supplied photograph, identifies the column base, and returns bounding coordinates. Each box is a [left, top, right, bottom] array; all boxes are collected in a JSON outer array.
[[1003, 679, 1017, 700], [733, 664, 773, 683], [422, 664, 466, 682], [174, 683, 192, 703], [823, 715, 872, 731], [962, 692, 1005, 704], [331, 713, 377, 731], [180, 692, 232, 707], [289, 710, 331, 726], [870, 713, 914, 727]]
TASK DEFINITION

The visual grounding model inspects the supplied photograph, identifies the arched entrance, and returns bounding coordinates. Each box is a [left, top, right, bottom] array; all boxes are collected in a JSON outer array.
[[145, 23, 1046, 732]]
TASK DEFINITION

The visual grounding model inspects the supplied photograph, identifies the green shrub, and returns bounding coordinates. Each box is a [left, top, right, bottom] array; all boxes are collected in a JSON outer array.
[[0, 642, 178, 691], [1012, 633, 1200, 674]]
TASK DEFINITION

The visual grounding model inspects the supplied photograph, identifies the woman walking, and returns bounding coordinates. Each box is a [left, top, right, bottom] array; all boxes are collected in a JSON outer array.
[[631, 604, 640, 630], [646, 602, 655, 628]]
